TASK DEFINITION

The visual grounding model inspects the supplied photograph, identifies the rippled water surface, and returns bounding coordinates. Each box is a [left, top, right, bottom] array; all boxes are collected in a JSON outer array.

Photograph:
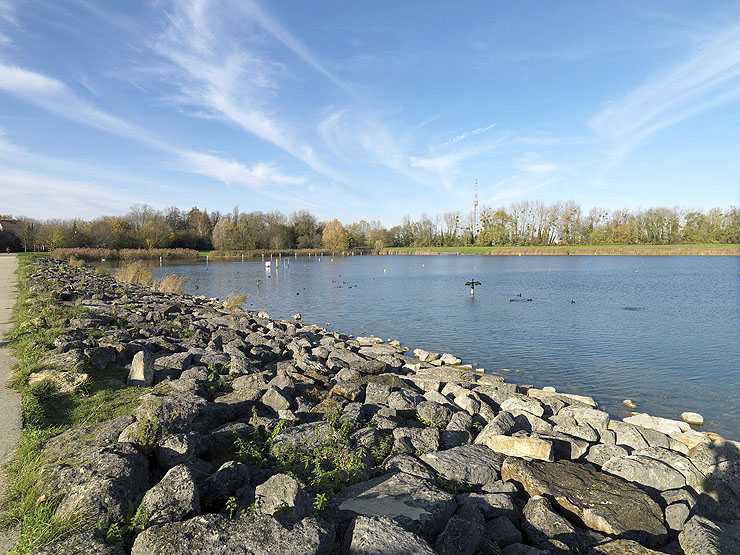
[[148, 255, 740, 439]]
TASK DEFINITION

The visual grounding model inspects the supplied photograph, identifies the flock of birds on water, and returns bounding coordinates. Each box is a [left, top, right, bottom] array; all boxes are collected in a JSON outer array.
[[190, 263, 585, 304]]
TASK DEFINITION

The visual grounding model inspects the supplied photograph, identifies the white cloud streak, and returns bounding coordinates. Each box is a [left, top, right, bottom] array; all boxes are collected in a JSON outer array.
[[0, 62, 308, 193], [590, 21, 740, 162], [153, 0, 344, 181]]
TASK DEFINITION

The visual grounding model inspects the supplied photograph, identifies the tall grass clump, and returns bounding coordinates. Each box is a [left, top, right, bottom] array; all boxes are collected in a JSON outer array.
[[115, 261, 152, 286], [152, 273, 188, 294], [224, 293, 248, 311]]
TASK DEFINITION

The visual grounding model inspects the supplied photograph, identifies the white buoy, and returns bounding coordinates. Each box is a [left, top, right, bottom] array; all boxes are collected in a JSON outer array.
[[206, 255, 209, 263]]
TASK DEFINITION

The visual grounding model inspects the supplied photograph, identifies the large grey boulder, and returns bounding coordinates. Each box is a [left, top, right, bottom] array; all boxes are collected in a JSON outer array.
[[255, 473, 312, 522], [416, 400, 454, 425], [585, 444, 629, 467], [695, 459, 740, 521], [343, 515, 435, 554], [440, 411, 473, 449], [485, 518, 523, 550], [679, 515, 740, 555], [392, 427, 440, 455], [330, 472, 456, 541], [155, 432, 209, 469], [434, 515, 485, 555], [271, 421, 335, 455], [601, 447, 703, 491], [455, 492, 518, 522], [140, 464, 201, 527], [200, 461, 251, 510], [521, 495, 601, 553], [39, 443, 148, 529], [474, 411, 516, 445], [131, 514, 334, 554], [119, 392, 207, 451], [421, 444, 503, 486], [501, 458, 667, 546]]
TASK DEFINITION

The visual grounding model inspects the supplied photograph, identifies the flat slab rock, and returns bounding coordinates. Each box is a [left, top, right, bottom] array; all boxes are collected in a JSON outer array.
[[501, 458, 667, 546], [330, 472, 455, 541], [131, 514, 334, 555]]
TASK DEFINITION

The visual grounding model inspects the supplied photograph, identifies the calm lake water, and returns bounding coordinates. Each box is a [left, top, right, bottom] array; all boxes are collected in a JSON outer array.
[[145, 255, 740, 439]]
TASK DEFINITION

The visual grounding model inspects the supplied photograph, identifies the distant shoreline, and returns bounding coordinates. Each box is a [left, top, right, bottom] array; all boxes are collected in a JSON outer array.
[[382, 245, 740, 256]]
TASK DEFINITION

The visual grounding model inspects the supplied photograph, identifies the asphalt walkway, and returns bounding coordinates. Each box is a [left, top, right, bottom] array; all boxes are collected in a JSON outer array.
[[0, 254, 20, 553]]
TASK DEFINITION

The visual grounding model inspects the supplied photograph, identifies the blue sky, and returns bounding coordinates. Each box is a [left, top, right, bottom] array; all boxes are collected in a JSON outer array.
[[0, 1, 739, 224]]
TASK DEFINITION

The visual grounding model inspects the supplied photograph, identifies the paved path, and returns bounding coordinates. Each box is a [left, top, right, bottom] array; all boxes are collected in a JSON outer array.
[[0, 254, 20, 553]]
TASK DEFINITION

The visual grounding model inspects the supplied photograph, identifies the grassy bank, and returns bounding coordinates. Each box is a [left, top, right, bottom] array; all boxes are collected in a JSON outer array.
[[0, 256, 165, 553], [383, 244, 740, 256]]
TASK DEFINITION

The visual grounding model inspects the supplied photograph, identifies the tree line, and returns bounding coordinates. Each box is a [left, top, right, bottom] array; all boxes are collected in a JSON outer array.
[[3, 201, 739, 253]]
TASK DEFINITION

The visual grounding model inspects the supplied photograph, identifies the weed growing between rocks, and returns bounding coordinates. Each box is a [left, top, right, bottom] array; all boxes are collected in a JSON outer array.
[[234, 410, 381, 502]]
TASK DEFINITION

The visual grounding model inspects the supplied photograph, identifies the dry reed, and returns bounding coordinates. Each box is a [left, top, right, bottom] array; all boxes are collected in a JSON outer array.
[[152, 273, 189, 295], [115, 261, 152, 286]]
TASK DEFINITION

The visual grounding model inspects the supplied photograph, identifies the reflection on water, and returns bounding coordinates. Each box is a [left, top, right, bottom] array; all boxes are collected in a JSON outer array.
[[112, 254, 739, 439]]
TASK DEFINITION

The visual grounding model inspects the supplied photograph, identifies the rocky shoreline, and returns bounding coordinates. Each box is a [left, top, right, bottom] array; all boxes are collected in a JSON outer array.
[[6, 258, 740, 554]]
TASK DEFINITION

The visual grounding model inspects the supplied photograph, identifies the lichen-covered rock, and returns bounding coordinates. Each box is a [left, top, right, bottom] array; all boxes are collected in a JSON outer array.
[[420, 444, 503, 486], [140, 464, 200, 527], [30, 529, 126, 555], [39, 443, 148, 529], [342, 515, 435, 554], [501, 458, 667, 546], [131, 514, 334, 555], [255, 473, 312, 522]]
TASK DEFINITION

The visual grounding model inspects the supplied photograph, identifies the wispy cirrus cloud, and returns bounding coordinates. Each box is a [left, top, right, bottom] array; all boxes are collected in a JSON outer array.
[[0, 62, 308, 193], [443, 122, 496, 146], [0, 0, 16, 45], [153, 0, 344, 181], [590, 21, 740, 165]]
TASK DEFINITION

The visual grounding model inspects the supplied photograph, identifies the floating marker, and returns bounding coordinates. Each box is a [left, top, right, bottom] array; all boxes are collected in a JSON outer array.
[[383, 268, 387, 273]]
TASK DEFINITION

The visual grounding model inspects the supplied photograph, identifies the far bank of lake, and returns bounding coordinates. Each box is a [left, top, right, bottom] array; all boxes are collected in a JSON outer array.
[[138, 254, 740, 440]]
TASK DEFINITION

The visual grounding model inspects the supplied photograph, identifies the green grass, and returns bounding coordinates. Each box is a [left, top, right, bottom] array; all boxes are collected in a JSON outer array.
[[0, 257, 163, 553], [385, 243, 740, 255]]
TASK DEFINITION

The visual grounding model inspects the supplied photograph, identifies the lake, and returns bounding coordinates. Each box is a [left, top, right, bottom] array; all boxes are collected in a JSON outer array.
[[145, 254, 740, 439]]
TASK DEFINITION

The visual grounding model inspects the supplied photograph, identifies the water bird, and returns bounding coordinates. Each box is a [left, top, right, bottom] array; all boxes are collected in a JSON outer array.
[[465, 279, 481, 296], [526, 298, 533, 301], [571, 299, 576, 304], [515, 293, 522, 297]]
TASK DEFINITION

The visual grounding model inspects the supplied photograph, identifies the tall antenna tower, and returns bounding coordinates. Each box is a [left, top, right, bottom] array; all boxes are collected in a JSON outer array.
[[473, 178, 479, 239]]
